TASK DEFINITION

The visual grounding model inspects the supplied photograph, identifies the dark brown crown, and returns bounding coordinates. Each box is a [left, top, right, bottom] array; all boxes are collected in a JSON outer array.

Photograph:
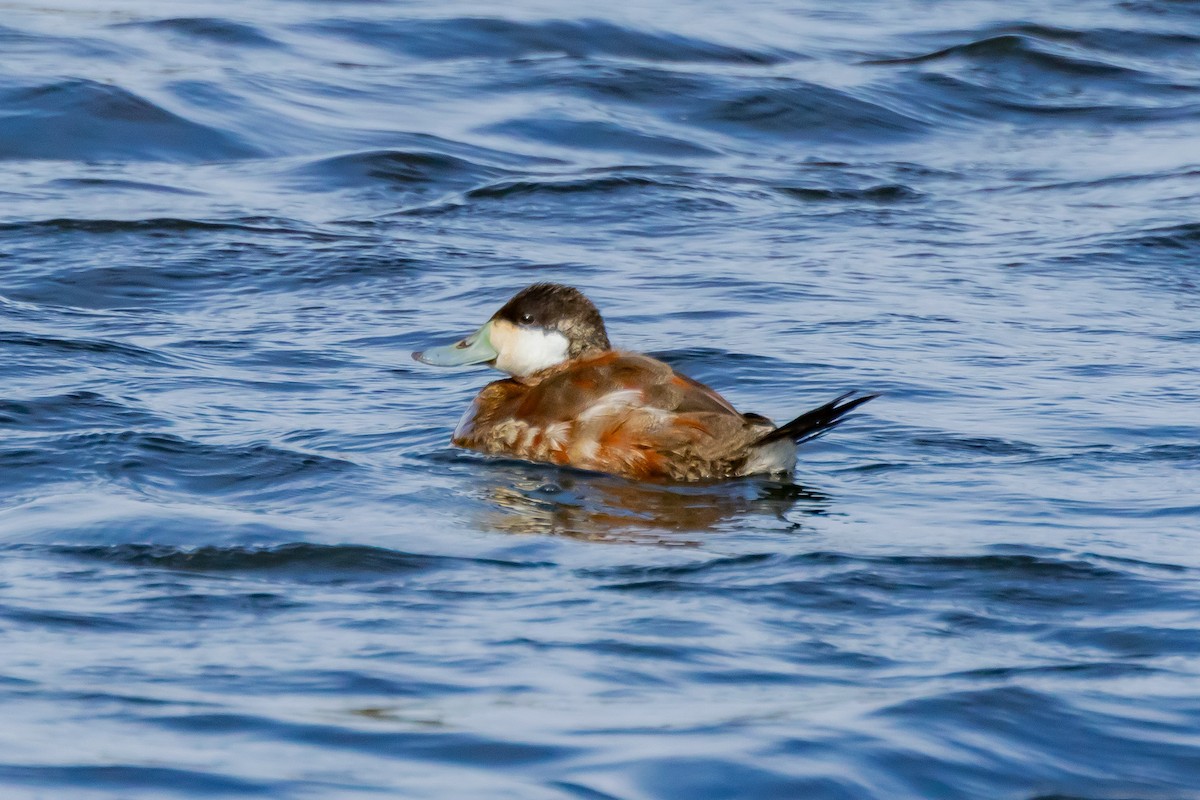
[[492, 283, 611, 357]]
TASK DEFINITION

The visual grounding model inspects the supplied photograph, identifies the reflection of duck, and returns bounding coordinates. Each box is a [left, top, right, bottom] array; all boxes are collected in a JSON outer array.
[[475, 462, 829, 543], [415, 283, 874, 482]]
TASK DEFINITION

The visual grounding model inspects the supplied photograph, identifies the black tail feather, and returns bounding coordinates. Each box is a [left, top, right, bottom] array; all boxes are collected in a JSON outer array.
[[753, 392, 878, 447]]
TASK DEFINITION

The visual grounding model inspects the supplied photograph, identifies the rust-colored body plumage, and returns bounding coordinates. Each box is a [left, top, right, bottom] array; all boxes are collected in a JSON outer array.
[[453, 351, 776, 481]]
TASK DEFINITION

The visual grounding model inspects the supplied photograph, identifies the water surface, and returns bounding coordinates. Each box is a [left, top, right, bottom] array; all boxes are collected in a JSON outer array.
[[2, 0, 1199, 798]]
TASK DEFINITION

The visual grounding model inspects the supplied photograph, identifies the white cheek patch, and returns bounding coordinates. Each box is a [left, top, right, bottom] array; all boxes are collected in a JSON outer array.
[[494, 326, 570, 377]]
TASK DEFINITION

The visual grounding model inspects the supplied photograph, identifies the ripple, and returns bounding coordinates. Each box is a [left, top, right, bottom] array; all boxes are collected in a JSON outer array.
[[947, 22, 1200, 60], [466, 173, 665, 200], [0, 603, 140, 632], [174, 712, 572, 763], [622, 757, 862, 800], [870, 686, 1200, 796], [296, 148, 505, 191], [0, 218, 390, 307], [583, 552, 777, 580], [0, 216, 311, 235], [45, 177, 207, 196], [106, 433, 355, 497], [0, 332, 176, 367], [696, 79, 927, 142], [303, 17, 790, 64], [0, 391, 165, 431], [1055, 221, 1200, 289], [1124, 221, 1200, 255], [910, 434, 1041, 456], [410, 168, 737, 222], [777, 184, 922, 203], [0, 764, 277, 796], [867, 33, 1145, 78], [870, 29, 1200, 125], [0, 79, 259, 162], [114, 17, 284, 49], [48, 542, 551, 577], [591, 549, 1200, 621], [0, 22, 129, 60], [0, 431, 354, 500], [481, 117, 719, 157]]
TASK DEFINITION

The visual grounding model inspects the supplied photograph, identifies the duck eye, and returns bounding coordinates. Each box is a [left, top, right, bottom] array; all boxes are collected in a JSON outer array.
[[520, 313, 534, 324]]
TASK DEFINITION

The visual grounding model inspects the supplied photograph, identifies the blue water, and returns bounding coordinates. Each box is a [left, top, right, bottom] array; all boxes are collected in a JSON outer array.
[[2, 1, 1200, 797]]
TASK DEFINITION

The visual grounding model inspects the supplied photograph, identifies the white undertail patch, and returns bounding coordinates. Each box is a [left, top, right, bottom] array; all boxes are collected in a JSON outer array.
[[739, 438, 797, 476]]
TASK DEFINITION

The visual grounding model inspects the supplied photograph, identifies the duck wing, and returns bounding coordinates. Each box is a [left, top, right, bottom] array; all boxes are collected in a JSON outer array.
[[523, 353, 765, 480], [453, 352, 769, 480]]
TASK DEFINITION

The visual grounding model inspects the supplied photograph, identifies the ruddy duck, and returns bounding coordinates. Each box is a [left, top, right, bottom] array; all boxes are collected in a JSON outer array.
[[414, 283, 875, 482]]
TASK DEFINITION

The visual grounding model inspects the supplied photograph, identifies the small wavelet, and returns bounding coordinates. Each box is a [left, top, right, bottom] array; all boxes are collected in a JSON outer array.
[[1124, 221, 1200, 255], [45, 177, 207, 196], [404, 167, 737, 223], [910, 434, 1042, 456], [466, 174, 665, 200], [777, 184, 922, 203], [697, 80, 927, 143], [0, 430, 356, 502], [1050, 221, 1200, 291], [0, 216, 387, 307], [302, 17, 791, 65], [0, 79, 260, 162], [0, 391, 165, 431], [44, 542, 551, 579], [0, 764, 277, 796], [866, 27, 1200, 126], [0, 216, 310, 235], [113, 17, 285, 49], [102, 433, 357, 499], [480, 118, 719, 157], [866, 33, 1145, 78], [872, 686, 1200, 797], [0, 332, 176, 368], [0, 22, 129, 60], [294, 148, 505, 191]]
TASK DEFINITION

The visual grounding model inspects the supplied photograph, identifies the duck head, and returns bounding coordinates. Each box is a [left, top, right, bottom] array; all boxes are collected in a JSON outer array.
[[413, 283, 611, 378]]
